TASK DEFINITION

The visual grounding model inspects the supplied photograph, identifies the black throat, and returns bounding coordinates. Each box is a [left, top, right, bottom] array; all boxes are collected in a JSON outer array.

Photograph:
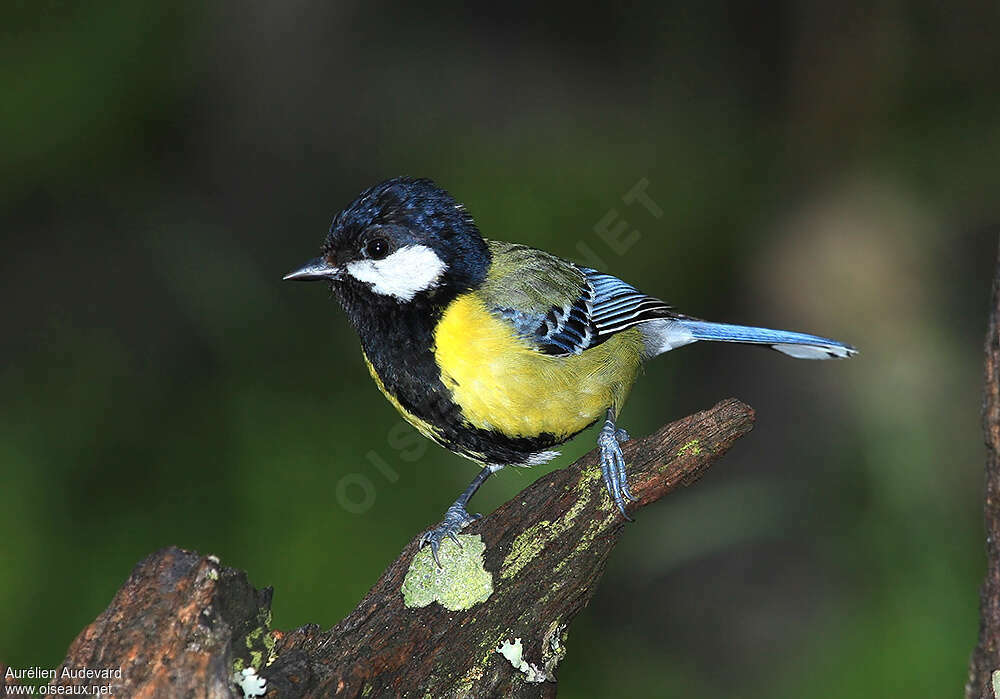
[[332, 278, 465, 428], [331, 278, 456, 375]]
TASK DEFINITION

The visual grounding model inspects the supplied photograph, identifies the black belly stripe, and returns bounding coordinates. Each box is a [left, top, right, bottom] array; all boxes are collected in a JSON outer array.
[[334, 280, 567, 465]]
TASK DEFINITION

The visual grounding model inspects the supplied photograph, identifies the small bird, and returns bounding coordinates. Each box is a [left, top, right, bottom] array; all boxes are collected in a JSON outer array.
[[285, 177, 856, 564]]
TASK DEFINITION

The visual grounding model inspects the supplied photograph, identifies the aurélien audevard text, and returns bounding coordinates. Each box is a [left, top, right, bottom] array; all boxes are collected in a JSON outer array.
[[6, 666, 123, 680]]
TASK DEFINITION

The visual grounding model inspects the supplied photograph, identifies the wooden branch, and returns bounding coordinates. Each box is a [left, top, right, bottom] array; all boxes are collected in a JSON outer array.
[[968, 241, 1000, 699], [22, 399, 754, 698]]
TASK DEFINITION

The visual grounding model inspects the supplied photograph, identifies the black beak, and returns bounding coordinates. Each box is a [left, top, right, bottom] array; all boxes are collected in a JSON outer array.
[[283, 257, 341, 281]]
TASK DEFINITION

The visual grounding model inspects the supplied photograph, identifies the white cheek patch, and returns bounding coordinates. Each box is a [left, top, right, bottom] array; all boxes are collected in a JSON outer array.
[[345, 244, 447, 301]]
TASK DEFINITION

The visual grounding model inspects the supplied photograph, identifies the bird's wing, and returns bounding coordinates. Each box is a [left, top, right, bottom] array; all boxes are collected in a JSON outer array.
[[581, 267, 675, 339], [479, 240, 675, 356]]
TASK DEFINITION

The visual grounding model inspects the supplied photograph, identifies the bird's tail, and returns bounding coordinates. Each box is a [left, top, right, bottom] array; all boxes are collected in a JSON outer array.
[[639, 318, 857, 360]]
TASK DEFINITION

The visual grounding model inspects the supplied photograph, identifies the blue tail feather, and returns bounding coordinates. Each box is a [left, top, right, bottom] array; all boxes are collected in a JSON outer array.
[[675, 320, 857, 359]]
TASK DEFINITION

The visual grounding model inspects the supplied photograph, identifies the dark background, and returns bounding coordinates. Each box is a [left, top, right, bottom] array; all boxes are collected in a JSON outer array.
[[2, 1, 998, 696]]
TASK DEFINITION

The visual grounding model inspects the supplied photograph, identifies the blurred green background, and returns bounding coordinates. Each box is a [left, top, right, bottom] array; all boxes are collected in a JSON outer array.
[[2, 1, 998, 696]]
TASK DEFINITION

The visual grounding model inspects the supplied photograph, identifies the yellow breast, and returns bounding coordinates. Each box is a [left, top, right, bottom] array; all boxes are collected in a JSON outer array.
[[433, 294, 643, 440]]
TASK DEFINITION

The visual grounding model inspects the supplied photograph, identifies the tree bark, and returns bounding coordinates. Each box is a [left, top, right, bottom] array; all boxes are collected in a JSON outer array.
[[968, 242, 1000, 699], [10, 398, 754, 698]]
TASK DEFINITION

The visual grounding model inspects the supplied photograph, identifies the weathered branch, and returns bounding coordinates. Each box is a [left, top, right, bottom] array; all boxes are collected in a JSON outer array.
[[15, 399, 754, 698], [968, 240, 1000, 699]]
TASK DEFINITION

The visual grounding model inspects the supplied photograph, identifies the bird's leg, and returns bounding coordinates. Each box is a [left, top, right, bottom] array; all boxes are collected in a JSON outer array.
[[597, 409, 636, 520], [419, 464, 495, 567]]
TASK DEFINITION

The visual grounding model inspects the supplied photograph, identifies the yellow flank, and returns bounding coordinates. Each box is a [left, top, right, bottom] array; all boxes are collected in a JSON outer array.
[[433, 293, 643, 439]]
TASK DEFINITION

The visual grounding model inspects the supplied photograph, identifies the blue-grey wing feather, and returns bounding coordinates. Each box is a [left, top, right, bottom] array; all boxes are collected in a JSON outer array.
[[582, 268, 674, 339], [494, 289, 596, 355]]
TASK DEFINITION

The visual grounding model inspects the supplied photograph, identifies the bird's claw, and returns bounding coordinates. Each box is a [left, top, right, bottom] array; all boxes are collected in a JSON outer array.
[[598, 421, 636, 520], [419, 503, 482, 568]]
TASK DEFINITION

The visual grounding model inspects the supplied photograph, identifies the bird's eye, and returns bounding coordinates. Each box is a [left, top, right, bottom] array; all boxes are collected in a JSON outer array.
[[363, 237, 391, 260]]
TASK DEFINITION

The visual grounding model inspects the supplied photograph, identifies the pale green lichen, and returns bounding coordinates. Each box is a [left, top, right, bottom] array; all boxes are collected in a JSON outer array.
[[993, 670, 1000, 698], [449, 630, 510, 693], [496, 638, 549, 682], [552, 505, 620, 577], [677, 439, 702, 457], [495, 633, 563, 684], [233, 667, 267, 699], [501, 464, 605, 579], [454, 663, 485, 694], [402, 535, 493, 610], [578, 461, 603, 487], [494, 622, 569, 685], [501, 520, 551, 579], [235, 609, 278, 674], [262, 630, 277, 667], [577, 455, 612, 513]]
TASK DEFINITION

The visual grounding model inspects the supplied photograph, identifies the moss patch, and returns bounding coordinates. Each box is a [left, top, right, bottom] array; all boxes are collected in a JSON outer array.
[[501, 520, 551, 580], [402, 535, 493, 611], [232, 608, 277, 676], [501, 455, 622, 579], [502, 471, 600, 580], [677, 439, 702, 457]]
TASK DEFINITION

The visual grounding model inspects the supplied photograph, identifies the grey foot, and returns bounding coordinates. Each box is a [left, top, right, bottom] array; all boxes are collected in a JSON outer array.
[[597, 419, 636, 520], [419, 502, 482, 567]]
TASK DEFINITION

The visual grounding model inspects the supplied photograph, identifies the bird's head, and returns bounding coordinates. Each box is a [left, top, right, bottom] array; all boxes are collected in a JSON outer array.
[[284, 177, 490, 306]]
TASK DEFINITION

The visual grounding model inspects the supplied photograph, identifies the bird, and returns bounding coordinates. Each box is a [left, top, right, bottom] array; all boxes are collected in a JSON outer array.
[[284, 177, 856, 565]]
